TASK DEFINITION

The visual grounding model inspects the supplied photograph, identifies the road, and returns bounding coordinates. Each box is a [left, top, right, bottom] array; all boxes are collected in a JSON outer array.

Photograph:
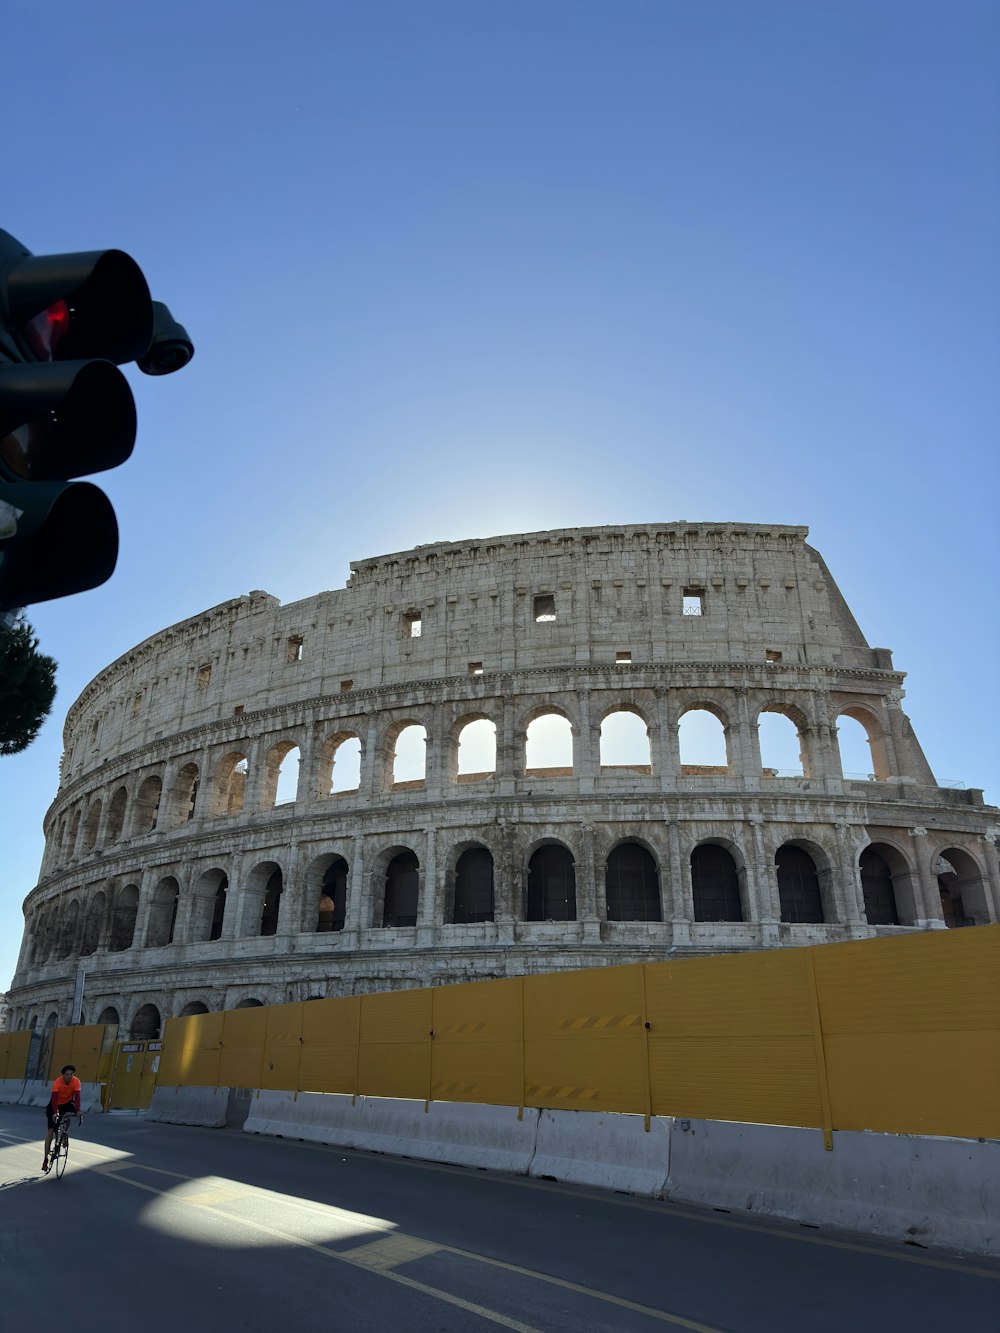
[[0, 1104, 996, 1332]]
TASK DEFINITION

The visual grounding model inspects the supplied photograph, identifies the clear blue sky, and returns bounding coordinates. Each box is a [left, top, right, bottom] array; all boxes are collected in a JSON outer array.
[[2, 1, 998, 989]]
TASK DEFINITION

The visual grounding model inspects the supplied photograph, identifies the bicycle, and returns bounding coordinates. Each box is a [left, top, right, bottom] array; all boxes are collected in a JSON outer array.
[[46, 1111, 82, 1180]]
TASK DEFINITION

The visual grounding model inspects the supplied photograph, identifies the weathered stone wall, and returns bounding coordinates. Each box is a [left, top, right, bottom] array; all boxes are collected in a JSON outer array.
[[8, 524, 999, 1036]]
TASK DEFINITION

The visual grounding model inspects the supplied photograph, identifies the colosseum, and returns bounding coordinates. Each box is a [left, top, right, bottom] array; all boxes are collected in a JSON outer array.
[[8, 523, 999, 1039]]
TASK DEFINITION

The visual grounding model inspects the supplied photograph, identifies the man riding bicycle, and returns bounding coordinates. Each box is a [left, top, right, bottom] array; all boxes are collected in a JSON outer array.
[[42, 1064, 82, 1173]]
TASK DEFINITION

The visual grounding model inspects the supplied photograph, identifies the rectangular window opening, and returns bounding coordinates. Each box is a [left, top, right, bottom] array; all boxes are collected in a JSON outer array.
[[287, 636, 304, 663], [766, 650, 783, 664], [682, 590, 704, 617], [533, 593, 557, 623], [340, 680, 354, 692], [404, 611, 422, 638], [197, 664, 212, 688], [131, 693, 142, 718], [233, 704, 245, 716], [616, 650, 632, 664], [468, 662, 484, 676]]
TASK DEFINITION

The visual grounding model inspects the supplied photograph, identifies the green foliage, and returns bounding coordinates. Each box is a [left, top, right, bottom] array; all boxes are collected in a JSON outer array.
[[0, 618, 57, 755]]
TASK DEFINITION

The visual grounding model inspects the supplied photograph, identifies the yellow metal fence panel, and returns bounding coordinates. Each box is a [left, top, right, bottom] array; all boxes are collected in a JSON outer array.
[[0, 1031, 30, 1079], [261, 1002, 304, 1091], [299, 996, 360, 1094], [431, 978, 522, 1106], [220, 1007, 268, 1088], [357, 989, 431, 1100], [46, 1025, 108, 1083], [161, 1011, 224, 1087]]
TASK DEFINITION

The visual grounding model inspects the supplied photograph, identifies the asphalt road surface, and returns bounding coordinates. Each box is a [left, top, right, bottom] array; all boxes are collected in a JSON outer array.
[[0, 1104, 996, 1332]]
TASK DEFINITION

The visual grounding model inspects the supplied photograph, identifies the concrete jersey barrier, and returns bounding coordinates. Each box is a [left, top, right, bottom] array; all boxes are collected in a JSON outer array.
[[529, 1109, 670, 1197], [147, 1084, 230, 1128], [17, 1079, 104, 1113]]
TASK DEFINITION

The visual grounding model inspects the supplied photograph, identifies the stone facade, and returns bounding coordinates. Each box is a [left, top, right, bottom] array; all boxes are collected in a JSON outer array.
[[8, 523, 999, 1038]]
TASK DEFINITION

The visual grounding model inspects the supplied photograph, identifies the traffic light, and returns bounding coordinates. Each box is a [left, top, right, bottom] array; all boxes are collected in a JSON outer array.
[[0, 228, 193, 613]]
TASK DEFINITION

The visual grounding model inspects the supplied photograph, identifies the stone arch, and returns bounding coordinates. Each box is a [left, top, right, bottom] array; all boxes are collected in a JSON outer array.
[[146, 877, 180, 947], [167, 762, 200, 828], [105, 786, 128, 844], [677, 703, 731, 772], [757, 703, 811, 778], [934, 845, 991, 926], [82, 799, 102, 852], [108, 884, 140, 951], [387, 721, 427, 787], [370, 845, 420, 927], [190, 867, 229, 942], [234, 998, 264, 1009], [599, 707, 652, 771], [605, 840, 660, 921], [130, 1003, 161, 1039], [178, 1001, 210, 1017], [450, 844, 496, 923], [66, 807, 82, 858], [131, 775, 162, 836], [524, 709, 574, 774], [302, 852, 350, 932], [526, 841, 576, 921], [317, 730, 363, 796], [261, 739, 301, 808], [55, 898, 82, 959], [209, 752, 249, 817], [95, 1005, 120, 1027], [836, 706, 891, 781], [775, 840, 833, 924], [454, 715, 497, 781], [690, 840, 746, 922], [239, 860, 284, 937]]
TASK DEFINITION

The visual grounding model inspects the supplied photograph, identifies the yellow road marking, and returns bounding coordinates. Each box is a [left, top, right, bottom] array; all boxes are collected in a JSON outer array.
[[345, 1234, 443, 1270]]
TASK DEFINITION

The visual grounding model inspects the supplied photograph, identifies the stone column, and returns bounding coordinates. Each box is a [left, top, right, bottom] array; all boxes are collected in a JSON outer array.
[[241, 738, 270, 813], [979, 838, 1000, 923], [575, 690, 595, 792], [364, 718, 382, 800], [749, 815, 781, 942], [296, 725, 324, 805], [495, 821, 517, 942], [577, 823, 600, 941], [496, 696, 517, 796], [131, 868, 158, 949], [734, 690, 761, 788], [424, 705, 445, 800], [221, 852, 244, 939], [667, 821, 691, 945], [343, 836, 366, 941], [417, 828, 438, 945], [654, 689, 680, 791], [908, 828, 945, 926], [833, 821, 868, 933]]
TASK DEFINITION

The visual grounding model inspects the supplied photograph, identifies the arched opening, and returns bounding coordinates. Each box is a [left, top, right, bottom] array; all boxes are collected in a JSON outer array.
[[599, 711, 651, 771], [169, 762, 200, 827], [776, 845, 824, 923], [836, 710, 888, 781], [317, 858, 348, 932], [146, 878, 180, 947], [265, 742, 300, 807], [758, 709, 806, 777], [178, 1001, 209, 1017], [105, 786, 128, 843], [132, 776, 162, 836], [526, 844, 576, 921], [235, 998, 264, 1009], [190, 869, 228, 941], [525, 713, 573, 774], [456, 719, 497, 779], [678, 708, 729, 772], [860, 848, 900, 925], [83, 800, 102, 851], [79, 893, 106, 956], [392, 725, 427, 785], [936, 846, 989, 927], [691, 843, 744, 921], [108, 885, 140, 951], [44, 1011, 59, 1030], [31, 913, 52, 964], [605, 842, 660, 921], [96, 1006, 120, 1027], [383, 851, 419, 926], [131, 1004, 161, 1039], [67, 808, 82, 857], [453, 847, 495, 923], [56, 900, 81, 959], [210, 882, 227, 939], [212, 753, 248, 816], [259, 868, 283, 936], [328, 735, 362, 794]]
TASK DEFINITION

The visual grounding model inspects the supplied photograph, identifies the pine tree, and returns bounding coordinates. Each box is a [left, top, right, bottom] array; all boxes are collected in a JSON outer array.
[[0, 618, 57, 755]]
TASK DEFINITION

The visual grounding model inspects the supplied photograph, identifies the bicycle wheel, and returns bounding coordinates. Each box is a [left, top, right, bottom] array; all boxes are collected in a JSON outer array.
[[54, 1129, 68, 1179]]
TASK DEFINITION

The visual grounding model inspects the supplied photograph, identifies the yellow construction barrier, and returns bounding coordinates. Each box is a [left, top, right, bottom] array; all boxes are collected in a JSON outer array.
[[9, 926, 999, 1140], [0, 1031, 31, 1079]]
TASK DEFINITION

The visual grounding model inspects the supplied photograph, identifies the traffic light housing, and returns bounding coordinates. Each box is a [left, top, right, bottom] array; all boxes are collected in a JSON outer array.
[[0, 228, 193, 612]]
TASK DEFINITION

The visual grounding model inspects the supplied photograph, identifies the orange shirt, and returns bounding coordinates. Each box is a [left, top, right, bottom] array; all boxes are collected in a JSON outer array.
[[50, 1075, 81, 1106]]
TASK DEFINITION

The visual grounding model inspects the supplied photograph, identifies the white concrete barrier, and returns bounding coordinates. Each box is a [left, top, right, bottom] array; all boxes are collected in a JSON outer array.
[[16, 1079, 104, 1112], [245, 1091, 540, 1173], [529, 1109, 670, 1196], [0, 1078, 26, 1104], [667, 1118, 1000, 1258], [147, 1084, 229, 1128]]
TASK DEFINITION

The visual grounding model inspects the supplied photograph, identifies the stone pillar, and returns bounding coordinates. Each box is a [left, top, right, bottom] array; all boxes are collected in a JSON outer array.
[[667, 821, 691, 945], [343, 836, 366, 940], [296, 726, 324, 805], [364, 717, 382, 800], [908, 828, 945, 926], [417, 828, 438, 946], [495, 822, 517, 942], [734, 691, 761, 787], [654, 689, 680, 791], [221, 853, 244, 940], [577, 823, 600, 941], [241, 738, 270, 813], [979, 838, 1000, 923], [749, 815, 781, 941], [833, 821, 868, 932], [424, 705, 445, 800], [575, 690, 595, 792], [496, 696, 517, 795]]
